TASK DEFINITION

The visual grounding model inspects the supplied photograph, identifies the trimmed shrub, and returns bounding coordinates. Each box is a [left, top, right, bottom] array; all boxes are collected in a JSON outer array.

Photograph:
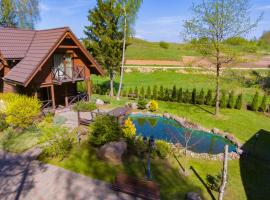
[[89, 115, 122, 146], [73, 101, 97, 112], [171, 85, 177, 101], [220, 91, 227, 108], [152, 85, 158, 100], [260, 94, 268, 112], [235, 94, 243, 110], [122, 118, 136, 139], [251, 91, 259, 111], [134, 86, 138, 97], [3, 94, 41, 129], [159, 41, 169, 49], [146, 86, 151, 99], [227, 91, 235, 109], [197, 89, 204, 105], [159, 86, 164, 100], [191, 88, 197, 104], [177, 88, 183, 103], [149, 100, 158, 112], [139, 86, 145, 98], [155, 140, 171, 159], [137, 98, 147, 109], [205, 89, 212, 106]]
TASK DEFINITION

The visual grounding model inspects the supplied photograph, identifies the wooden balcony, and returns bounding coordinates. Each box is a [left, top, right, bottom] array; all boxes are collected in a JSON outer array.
[[52, 66, 85, 84]]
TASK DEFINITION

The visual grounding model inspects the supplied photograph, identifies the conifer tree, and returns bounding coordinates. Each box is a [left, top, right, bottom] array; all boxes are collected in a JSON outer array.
[[172, 85, 177, 101], [235, 94, 243, 110], [183, 89, 190, 103], [164, 88, 170, 101], [197, 89, 204, 105], [220, 91, 227, 108], [251, 91, 259, 111], [177, 88, 183, 103], [134, 86, 138, 97], [260, 94, 268, 112], [139, 86, 145, 98], [152, 85, 158, 99], [146, 86, 151, 99], [205, 89, 212, 106], [159, 85, 164, 100], [128, 87, 133, 95], [227, 91, 235, 109], [191, 88, 197, 104]]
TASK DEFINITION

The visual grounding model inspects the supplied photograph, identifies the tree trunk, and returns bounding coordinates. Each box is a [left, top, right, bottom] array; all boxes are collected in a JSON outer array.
[[215, 51, 221, 116], [219, 145, 228, 200], [117, 6, 127, 100], [109, 70, 114, 97]]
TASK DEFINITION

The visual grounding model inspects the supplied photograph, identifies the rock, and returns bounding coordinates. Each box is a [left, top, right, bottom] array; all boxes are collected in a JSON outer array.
[[0, 100, 6, 112], [146, 102, 150, 109], [98, 140, 127, 165], [96, 99, 105, 105], [130, 102, 137, 109], [163, 112, 170, 118]]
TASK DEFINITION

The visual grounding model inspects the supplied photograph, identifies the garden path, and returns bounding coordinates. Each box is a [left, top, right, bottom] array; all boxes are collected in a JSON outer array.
[[0, 149, 139, 200]]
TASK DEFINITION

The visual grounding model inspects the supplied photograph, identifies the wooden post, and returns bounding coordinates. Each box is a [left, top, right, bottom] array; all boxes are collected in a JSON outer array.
[[65, 85, 68, 107], [219, 145, 228, 200], [34, 89, 38, 98], [87, 78, 91, 101], [51, 85, 56, 109]]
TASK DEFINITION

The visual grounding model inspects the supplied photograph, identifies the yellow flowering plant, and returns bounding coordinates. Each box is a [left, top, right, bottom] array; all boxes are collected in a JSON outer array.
[[149, 100, 158, 112], [122, 118, 136, 139]]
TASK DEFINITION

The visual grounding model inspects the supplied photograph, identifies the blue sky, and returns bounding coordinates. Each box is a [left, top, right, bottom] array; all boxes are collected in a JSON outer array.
[[38, 0, 270, 43]]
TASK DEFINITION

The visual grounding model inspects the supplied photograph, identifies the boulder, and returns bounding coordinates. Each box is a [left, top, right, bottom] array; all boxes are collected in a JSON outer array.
[[130, 102, 137, 109], [146, 102, 150, 109], [98, 140, 127, 165], [163, 112, 170, 118], [96, 99, 105, 105]]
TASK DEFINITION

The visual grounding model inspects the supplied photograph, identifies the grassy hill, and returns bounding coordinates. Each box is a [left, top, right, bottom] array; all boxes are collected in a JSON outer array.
[[125, 38, 270, 61]]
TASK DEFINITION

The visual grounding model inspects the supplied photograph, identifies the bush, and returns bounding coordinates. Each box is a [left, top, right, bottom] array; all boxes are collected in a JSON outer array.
[[149, 100, 158, 112], [191, 88, 197, 104], [227, 91, 235, 109], [73, 101, 97, 112], [235, 94, 243, 110], [177, 88, 183, 103], [146, 86, 151, 99], [152, 85, 158, 100], [0, 114, 7, 131], [139, 86, 145, 98], [128, 87, 133, 95], [197, 89, 204, 105], [159, 41, 169, 49], [127, 136, 147, 156], [137, 98, 147, 109], [171, 85, 177, 101], [205, 89, 212, 105], [2, 94, 41, 129], [122, 90, 127, 97], [122, 118, 136, 139], [260, 94, 268, 112], [89, 115, 122, 146], [251, 91, 259, 111], [39, 123, 76, 160], [220, 91, 227, 108], [155, 140, 171, 159], [206, 174, 222, 192], [159, 86, 164, 100]]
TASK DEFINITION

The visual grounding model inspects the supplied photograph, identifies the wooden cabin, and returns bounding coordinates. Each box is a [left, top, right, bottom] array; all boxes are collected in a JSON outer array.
[[0, 27, 104, 110]]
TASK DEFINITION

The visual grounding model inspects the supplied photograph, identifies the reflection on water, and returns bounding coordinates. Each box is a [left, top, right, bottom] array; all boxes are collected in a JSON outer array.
[[129, 114, 236, 154]]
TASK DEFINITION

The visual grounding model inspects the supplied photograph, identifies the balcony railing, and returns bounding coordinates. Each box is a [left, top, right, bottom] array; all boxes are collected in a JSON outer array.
[[67, 93, 88, 106], [52, 66, 85, 83], [41, 100, 53, 110]]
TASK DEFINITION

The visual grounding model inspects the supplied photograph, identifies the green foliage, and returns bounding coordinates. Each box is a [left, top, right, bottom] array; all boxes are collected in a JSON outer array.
[[259, 31, 270, 46], [159, 85, 164, 100], [146, 86, 151, 99], [122, 90, 127, 97], [39, 122, 76, 160], [137, 98, 147, 109], [152, 85, 158, 100], [139, 86, 145, 98], [164, 88, 170, 101], [260, 94, 268, 112], [128, 87, 133, 95], [235, 94, 243, 110], [227, 91, 235, 109], [191, 88, 197, 104], [0, 114, 7, 131], [177, 88, 183, 103], [251, 91, 259, 111], [205, 89, 212, 106], [155, 140, 171, 159], [2, 94, 41, 129], [197, 89, 204, 105], [171, 85, 177, 101], [159, 41, 170, 49], [220, 91, 227, 108], [89, 115, 122, 146], [206, 174, 222, 192], [73, 101, 97, 112], [134, 86, 138, 97]]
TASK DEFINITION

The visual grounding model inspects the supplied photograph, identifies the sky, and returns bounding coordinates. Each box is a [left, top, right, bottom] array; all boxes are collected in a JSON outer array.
[[37, 0, 270, 43]]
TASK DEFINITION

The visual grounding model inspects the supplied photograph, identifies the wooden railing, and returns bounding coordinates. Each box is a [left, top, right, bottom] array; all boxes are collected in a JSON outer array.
[[52, 66, 85, 83], [67, 93, 88, 106], [41, 100, 53, 110]]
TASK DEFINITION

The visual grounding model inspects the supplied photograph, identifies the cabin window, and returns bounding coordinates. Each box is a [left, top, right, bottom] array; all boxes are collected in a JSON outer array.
[[53, 53, 73, 79]]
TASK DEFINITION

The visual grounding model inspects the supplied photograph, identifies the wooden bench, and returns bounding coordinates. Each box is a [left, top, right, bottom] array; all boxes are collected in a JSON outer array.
[[112, 173, 160, 200]]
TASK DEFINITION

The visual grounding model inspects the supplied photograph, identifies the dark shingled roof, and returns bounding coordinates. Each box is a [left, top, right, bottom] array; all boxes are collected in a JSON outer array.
[[0, 27, 104, 86]]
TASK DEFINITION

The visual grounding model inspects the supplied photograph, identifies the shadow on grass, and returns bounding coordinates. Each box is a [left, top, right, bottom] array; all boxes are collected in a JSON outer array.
[[240, 129, 270, 200], [195, 105, 215, 115]]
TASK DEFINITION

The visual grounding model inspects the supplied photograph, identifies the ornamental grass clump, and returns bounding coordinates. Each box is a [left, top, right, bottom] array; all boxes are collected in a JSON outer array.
[[122, 118, 136, 139], [149, 100, 158, 112], [73, 101, 97, 112]]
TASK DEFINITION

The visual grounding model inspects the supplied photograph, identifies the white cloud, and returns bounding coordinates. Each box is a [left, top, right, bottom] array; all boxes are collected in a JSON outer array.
[[255, 5, 270, 10]]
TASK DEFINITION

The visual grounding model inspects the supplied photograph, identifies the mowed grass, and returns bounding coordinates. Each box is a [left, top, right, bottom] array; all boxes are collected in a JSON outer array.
[[126, 38, 199, 60], [91, 70, 268, 104]]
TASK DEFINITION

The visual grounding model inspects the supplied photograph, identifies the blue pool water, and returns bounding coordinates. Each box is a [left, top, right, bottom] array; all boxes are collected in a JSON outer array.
[[129, 114, 236, 154]]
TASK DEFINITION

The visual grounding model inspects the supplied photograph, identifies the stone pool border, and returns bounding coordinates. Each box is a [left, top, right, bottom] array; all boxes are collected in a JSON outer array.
[[129, 111, 242, 160]]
